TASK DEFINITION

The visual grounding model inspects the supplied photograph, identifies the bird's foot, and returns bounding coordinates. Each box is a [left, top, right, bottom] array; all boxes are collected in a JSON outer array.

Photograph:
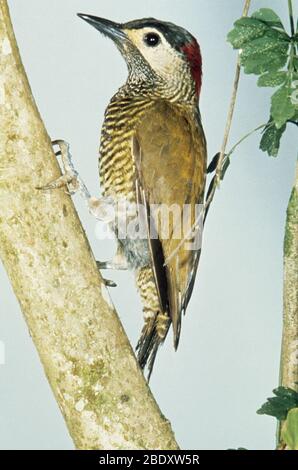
[[102, 278, 117, 288], [96, 260, 128, 271], [96, 245, 129, 271], [37, 140, 115, 222], [37, 140, 83, 195]]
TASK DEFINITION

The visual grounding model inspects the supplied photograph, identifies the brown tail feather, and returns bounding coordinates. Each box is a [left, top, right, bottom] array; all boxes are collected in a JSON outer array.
[[135, 266, 170, 378]]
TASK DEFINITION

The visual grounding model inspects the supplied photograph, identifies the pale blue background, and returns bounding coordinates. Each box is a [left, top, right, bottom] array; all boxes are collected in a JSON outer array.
[[0, 0, 296, 450]]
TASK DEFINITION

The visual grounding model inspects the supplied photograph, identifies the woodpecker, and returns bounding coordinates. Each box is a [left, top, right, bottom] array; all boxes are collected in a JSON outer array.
[[77, 14, 207, 377]]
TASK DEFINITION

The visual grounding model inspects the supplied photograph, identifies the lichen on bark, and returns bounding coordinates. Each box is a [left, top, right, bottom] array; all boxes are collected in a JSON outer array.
[[279, 162, 298, 392]]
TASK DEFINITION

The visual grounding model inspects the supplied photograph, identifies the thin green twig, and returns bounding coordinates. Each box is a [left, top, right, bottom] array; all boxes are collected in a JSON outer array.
[[288, 0, 295, 37], [204, 0, 251, 215], [225, 123, 267, 161]]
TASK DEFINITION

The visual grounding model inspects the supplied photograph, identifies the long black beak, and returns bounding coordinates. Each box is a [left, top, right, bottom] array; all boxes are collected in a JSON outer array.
[[77, 14, 126, 43]]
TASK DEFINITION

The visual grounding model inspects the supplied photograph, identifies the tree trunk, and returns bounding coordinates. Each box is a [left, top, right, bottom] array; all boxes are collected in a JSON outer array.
[[278, 161, 298, 446], [280, 162, 298, 391], [0, 0, 178, 450]]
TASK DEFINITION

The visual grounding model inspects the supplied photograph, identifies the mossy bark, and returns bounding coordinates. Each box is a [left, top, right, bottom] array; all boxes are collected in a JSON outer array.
[[280, 162, 298, 392], [0, 0, 178, 450], [278, 161, 298, 448]]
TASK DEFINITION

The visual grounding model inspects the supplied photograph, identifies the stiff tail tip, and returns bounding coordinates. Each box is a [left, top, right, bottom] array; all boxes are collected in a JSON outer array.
[[136, 313, 170, 381]]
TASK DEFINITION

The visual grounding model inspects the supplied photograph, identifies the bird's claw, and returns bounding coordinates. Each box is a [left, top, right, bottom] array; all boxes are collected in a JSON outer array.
[[37, 140, 115, 223], [36, 171, 79, 193], [36, 140, 84, 196], [97, 262, 117, 287], [96, 259, 128, 271], [103, 278, 117, 288]]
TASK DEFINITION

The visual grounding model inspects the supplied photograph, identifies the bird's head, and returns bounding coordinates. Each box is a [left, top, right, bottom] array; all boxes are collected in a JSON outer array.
[[78, 14, 202, 103]]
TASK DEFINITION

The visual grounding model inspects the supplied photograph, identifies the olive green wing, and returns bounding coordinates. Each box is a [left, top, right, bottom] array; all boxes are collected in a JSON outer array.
[[133, 100, 207, 347]]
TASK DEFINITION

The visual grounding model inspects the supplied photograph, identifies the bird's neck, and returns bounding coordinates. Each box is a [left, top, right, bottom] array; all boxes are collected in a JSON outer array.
[[124, 68, 198, 106]]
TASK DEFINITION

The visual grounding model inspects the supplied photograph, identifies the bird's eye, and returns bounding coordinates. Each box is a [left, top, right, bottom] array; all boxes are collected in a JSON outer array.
[[144, 32, 160, 47]]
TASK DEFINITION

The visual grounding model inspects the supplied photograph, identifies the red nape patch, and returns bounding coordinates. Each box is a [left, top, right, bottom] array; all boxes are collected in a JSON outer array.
[[181, 39, 202, 98]]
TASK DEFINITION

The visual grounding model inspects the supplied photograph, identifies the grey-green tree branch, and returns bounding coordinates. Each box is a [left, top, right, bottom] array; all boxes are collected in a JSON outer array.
[[279, 162, 298, 392], [0, 0, 178, 450]]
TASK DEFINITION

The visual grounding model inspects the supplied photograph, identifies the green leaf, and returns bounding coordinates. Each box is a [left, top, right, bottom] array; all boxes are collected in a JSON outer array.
[[291, 79, 298, 106], [240, 35, 288, 59], [290, 109, 298, 124], [239, 34, 289, 75], [251, 8, 284, 29], [260, 121, 286, 157], [221, 157, 231, 180], [259, 121, 286, 157], [257, 387, 298, 419], [271, 84, 296, 128], [227, 18, 269, 49], [258, 71, 287, 87], [281, 408, 298, 450], [242, 52, 288, 75]]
